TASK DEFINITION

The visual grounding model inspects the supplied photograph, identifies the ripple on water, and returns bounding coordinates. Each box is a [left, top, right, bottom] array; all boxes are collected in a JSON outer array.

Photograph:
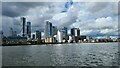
[[3, 43, 118, 66]]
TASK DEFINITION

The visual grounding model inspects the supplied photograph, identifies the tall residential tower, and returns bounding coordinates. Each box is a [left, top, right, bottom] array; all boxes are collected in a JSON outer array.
[[52, 26, 58, 36], [71, 28, 80, 37], [71, 28, 80, 42], [21, 17, 26, 37], [27, 22, 31, 38], [44, 21, 52, 39]]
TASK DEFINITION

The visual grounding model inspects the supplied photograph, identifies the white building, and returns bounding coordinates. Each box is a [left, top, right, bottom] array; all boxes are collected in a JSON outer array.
[[68, 35, 72, 43], [57, 30, 63, 43]]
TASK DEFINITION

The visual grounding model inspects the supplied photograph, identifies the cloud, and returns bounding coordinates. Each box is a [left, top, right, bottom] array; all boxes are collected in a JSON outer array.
[[1, 2, 118, 38], [94, 17, 116, 29], [2, 2, 66, 36], [2, 2, 51, 17], [85, 2, 109, 13], [51, 3, 80, 28], [0, 16, 2, 31], [70, 16, 118, 36], [2, 16, 14, 36], [51, 12, 77, 29], [0, 2, 2, 31]]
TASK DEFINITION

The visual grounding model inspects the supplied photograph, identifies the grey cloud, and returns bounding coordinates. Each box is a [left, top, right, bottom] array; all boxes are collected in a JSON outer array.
[[81, 2, 118, 18], [85, 2, 109, 13], [2, 2, 51, 17], [1, 2, 118, 37], [0, 6, 1, 32], [119, 2, 120, 15], [1, 2, 64, 35], [0, 2, 2, 15], [2, 16, 13, 36]]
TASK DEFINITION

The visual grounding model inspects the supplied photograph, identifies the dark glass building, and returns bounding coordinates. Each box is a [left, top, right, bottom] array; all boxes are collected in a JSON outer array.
[[27, 22, 31, 38], [32, 34, 35, 39], [71, 28, 80, 42], [21, 17, 26, 37], [71, 28, 80, 36], [61, 27, 68, 36], [36, 31, 41, 40], [52, 26, 58, 36]]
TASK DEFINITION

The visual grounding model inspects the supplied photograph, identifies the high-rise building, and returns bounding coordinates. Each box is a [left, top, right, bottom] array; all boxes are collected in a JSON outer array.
[[31, 31, 41, 40], [57, 30, 63, 43], [44, 21, 52, 39], [71, 28, 80, 37], [27, 22, 31, 38], [61, 27, 68, 41], [32, 34, 35, 39], [36, 31, 41, 40], [52, 26, 58, 36], [61, 27, 67, 36], [21, 17, 26, 37], [71, 28, 80, 42]]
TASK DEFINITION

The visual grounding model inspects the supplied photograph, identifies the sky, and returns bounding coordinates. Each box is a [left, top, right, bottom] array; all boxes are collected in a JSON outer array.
[[1, 1, 119, 38]]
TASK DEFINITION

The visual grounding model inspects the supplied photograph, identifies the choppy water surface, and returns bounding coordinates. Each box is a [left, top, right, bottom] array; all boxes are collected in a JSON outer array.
[[2, 43, 119, 66]]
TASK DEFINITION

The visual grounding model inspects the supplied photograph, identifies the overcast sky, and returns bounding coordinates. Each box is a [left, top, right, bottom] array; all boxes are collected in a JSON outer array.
[[1, 1, 119, 38]]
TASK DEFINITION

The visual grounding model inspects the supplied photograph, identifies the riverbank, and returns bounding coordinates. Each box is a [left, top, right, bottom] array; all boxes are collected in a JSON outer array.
[[2, 41, 119, 46]]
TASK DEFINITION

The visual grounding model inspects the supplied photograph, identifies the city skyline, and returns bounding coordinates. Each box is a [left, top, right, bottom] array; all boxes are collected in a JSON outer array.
[[1, 1, 119, 38], [1, 1, 120, 67]]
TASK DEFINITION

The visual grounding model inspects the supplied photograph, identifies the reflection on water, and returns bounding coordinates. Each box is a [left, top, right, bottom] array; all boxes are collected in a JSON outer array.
[[2, 43, 119, 66]]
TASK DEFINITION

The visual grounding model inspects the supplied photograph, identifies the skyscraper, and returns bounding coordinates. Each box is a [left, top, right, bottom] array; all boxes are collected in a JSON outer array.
[[44, 21, 52, 39], [21, 17, 26, 37], [61, 27, 68, 36], [71, 28, 80, 42], [36, 31, 41, 40], [27, 22, 31, 38], [57, 30, 63, 43], [71, 28, 80, 36], [52, 26, 58, 36], [32, 34, 35, 39]]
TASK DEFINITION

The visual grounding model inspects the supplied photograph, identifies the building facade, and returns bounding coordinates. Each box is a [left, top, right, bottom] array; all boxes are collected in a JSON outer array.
[[31, 31, 41, 40], [52, 26, 58, 36], [44, 21, 52, 39], [61, 27, 68, 41], [27, 22, 31, 38], [57, 30, 63, 43], [36, 31, 41, 40], [71, 28, 80, 42], [2, 36, 27, 45], [21, 17, 26, 37], [71, 28, 80, 36], [61, 27, 68, 36]]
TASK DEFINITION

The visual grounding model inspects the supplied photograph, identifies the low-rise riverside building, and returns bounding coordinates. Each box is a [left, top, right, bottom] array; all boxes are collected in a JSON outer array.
[[45, 37, 57, 43], [2, 36, 27, 45]]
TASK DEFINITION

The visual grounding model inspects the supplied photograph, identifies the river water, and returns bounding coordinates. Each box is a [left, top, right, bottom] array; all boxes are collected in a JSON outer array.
[[2, 43, 119, 66]]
